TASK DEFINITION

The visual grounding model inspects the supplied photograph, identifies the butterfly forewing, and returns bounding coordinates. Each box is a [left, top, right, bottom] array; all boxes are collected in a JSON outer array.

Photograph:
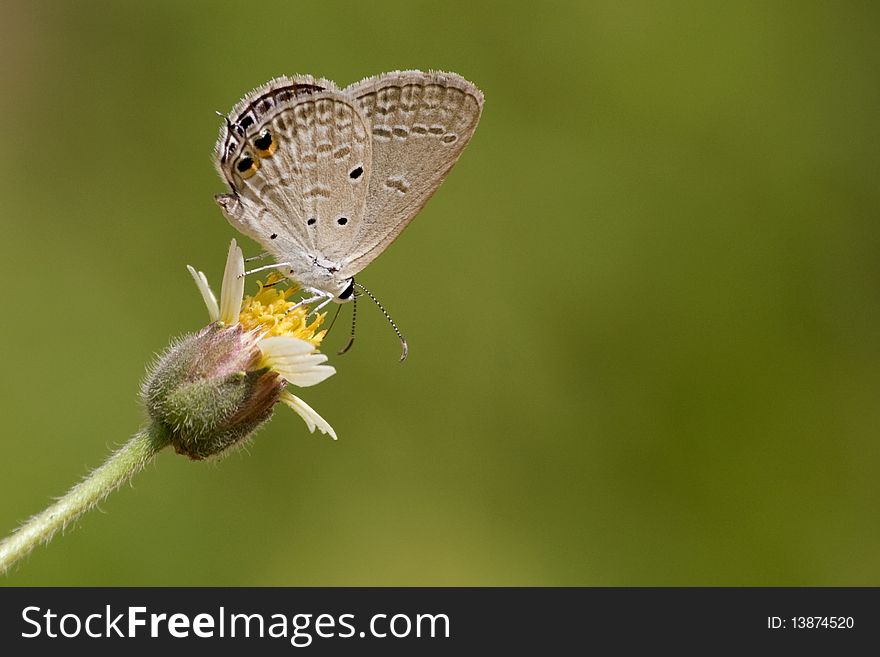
[[339, 70, 484, 278]]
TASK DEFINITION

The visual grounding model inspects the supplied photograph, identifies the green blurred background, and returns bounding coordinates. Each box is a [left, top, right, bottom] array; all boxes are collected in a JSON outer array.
[[1, 0, 878, 585]]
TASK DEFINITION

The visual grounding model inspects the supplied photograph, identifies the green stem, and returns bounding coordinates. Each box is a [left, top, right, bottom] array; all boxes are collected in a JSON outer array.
[[0, 424, 170, 575]]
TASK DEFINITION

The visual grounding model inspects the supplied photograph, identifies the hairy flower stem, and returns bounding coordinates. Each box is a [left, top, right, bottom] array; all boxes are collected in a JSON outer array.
[[0, 425, 170, 574]]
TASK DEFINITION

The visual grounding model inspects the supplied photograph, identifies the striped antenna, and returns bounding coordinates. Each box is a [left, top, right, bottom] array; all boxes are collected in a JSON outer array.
[[354, 282, 408, 362]]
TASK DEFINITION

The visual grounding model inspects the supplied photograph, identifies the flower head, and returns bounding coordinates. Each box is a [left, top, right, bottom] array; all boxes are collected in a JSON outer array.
[[143, 240, 337, 459]]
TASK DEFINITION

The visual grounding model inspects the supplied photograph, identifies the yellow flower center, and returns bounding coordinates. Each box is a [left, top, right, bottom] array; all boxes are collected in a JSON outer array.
[[238, 274, 327, 347]]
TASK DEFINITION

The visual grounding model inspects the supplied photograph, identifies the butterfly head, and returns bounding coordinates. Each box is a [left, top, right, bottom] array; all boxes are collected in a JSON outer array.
[[334, 278, 355, 304]]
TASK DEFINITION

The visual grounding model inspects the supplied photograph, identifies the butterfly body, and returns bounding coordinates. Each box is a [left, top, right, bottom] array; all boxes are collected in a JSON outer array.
[[214, 71, 483, 303]]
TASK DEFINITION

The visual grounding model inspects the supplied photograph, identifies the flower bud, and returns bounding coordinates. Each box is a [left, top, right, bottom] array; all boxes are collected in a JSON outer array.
[[142, 324, 284, 459]]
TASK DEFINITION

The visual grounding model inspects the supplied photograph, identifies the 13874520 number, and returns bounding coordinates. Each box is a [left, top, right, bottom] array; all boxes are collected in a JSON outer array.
[[790, 616, 854, 629]]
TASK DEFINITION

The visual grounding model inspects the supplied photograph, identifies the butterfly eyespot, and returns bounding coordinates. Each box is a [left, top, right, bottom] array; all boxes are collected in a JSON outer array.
[[236, 154, 259, 179], [254, 129, 276, 157], [270, 233, 277, 240], [349, 166, 364, 180], [307, 217, 317, 226], [337, 217, 348, 226]]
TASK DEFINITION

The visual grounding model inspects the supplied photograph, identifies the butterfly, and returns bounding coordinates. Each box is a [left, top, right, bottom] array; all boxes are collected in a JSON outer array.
[[213, 70, 483, 328]]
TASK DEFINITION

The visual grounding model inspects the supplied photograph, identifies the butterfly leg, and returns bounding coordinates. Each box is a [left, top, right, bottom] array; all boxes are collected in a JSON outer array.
[[287, 295, 322, 311], [244, 251, 270, 263], [240, 261, 291, 278], [307, 293, 336, 318], [286, 288, 332, 315]]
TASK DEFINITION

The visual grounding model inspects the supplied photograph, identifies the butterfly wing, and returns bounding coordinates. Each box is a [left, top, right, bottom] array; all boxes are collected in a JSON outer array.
[[214, 77, 372, 290], [338, 70, 484, 278]]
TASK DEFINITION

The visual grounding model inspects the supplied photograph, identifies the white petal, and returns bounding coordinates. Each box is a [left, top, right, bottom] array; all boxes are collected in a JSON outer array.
[[259, 336, 336, 387], [259, 335, 316, 358], [186, 265, 220, 322], [280, 391, 337, 440], [278, 364, 336, 387], [219, 239, 245, 325]]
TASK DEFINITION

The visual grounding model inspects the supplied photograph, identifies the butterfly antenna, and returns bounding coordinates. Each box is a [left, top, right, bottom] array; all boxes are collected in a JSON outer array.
[[337, 289, 357, 356], [354, 282, 408, 362]]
